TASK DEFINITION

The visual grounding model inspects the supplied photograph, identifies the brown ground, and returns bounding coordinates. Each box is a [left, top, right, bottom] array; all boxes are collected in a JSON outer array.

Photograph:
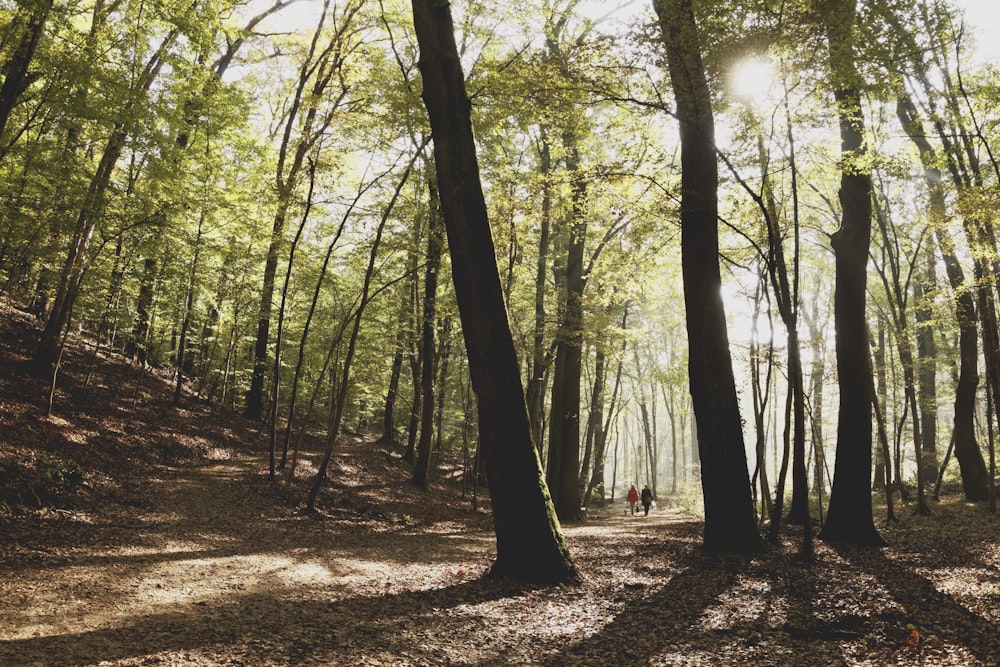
[[2, 307, 1000, 666]]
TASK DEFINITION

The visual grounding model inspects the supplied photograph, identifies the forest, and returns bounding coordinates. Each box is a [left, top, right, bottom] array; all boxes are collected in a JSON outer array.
[[1, 0, 1000, 664]]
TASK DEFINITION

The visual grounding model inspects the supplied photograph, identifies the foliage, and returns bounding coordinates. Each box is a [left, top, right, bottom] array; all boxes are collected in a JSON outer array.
[[0, 0, 999, 534]]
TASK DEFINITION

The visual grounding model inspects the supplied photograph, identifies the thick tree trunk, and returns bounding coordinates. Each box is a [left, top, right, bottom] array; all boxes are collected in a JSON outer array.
[[411, 0, 579, 584], [653, 0, 762, 552], [817, 0, 885, 547]]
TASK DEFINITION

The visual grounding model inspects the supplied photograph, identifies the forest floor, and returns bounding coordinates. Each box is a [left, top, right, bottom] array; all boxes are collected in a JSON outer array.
[[2, 306, 1000, 666]]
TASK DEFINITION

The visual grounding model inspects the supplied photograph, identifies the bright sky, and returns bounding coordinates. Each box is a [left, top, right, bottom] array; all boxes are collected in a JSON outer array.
[[955, 0, 1000, 63]]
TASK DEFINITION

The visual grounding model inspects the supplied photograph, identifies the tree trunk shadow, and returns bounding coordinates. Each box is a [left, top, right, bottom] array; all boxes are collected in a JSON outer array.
[[537, 553, 752, 665], [833, 544, 1000, 664]]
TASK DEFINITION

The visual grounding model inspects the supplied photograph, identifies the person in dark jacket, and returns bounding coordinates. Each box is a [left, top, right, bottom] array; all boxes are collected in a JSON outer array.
[[640, 484, 653, 516]]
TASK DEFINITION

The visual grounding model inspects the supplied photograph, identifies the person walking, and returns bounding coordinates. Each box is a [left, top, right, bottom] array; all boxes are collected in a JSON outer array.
[[626, 484, 639, 515], [641, 484, 653, 516]]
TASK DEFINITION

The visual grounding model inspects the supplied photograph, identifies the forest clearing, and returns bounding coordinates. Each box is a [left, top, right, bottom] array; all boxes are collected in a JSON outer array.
[[2, 309, 999, 666]]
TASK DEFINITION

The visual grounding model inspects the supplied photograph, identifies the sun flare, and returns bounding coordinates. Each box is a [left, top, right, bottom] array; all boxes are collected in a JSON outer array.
[[730, 57, 773, 103]]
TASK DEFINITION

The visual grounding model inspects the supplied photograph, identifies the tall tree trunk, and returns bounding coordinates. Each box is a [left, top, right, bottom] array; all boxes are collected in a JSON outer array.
[[246, 0, 358, 419], [434, 316, 453, 454], [896, 93, 990, 501], [870, 355, 897, 522], [871, 193, 930, 515], [126, 255, 158, 365], [579, 345, 606, 499], [413, 169, 445, 489], [749, 278, 774, 526], [546, 137, 587, 523], [307, 154, 416, 511], [247, 200, 291, 421], [586, 308, 627, 506], [402, 219, 423, 464], [633, 347, 656, 495], [803, 299, 828, 499], [817, 0, 885, 547], [174, 212, 204, 407], [269, 159, 318, 475], [653, 0, 762, 552], [380, 326, 405, 447], [914, 242, 939, 482], [412, 0, 579, 584], [526, 128, 553, 450]]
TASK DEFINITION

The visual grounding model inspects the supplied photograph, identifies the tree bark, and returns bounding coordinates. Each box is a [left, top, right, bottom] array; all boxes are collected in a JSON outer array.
[[546, 137, 586, 523], [526, 128, 553, 450], [817, 0, 885, 547], [413, 170, 445, 489], [411, 0, 579, 584], [380, 326, 405, 448], [653, 0, 762, 552], [914, 243, 939, 482]]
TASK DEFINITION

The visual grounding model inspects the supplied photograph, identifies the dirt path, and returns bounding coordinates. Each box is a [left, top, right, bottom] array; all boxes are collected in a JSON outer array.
[[5, 454, 999, 666], [1, 456, 685, 666]]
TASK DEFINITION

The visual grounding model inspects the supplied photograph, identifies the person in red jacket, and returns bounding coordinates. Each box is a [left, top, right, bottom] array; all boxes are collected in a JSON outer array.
[[627, 484, 639, 515]]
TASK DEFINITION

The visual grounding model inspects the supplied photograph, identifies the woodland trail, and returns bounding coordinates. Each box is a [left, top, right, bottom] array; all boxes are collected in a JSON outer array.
[[0, 453, 688, 666]]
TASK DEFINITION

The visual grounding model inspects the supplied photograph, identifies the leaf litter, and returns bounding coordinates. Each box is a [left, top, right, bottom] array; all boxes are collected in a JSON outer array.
[[1, 311, 999, 665]]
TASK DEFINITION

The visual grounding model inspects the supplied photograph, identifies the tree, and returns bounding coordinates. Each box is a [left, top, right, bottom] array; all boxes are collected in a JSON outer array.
[[245, 0, 364, 420], [817, 0, 885, 547], [652, 0, 761, 553], [33, 23, 181, 376], [413, 164, 445, 489], [411, 0, 579, 584], [870, 181, 930, 515], [896, 92, 990, 501], [0, 0, 53, 154]]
